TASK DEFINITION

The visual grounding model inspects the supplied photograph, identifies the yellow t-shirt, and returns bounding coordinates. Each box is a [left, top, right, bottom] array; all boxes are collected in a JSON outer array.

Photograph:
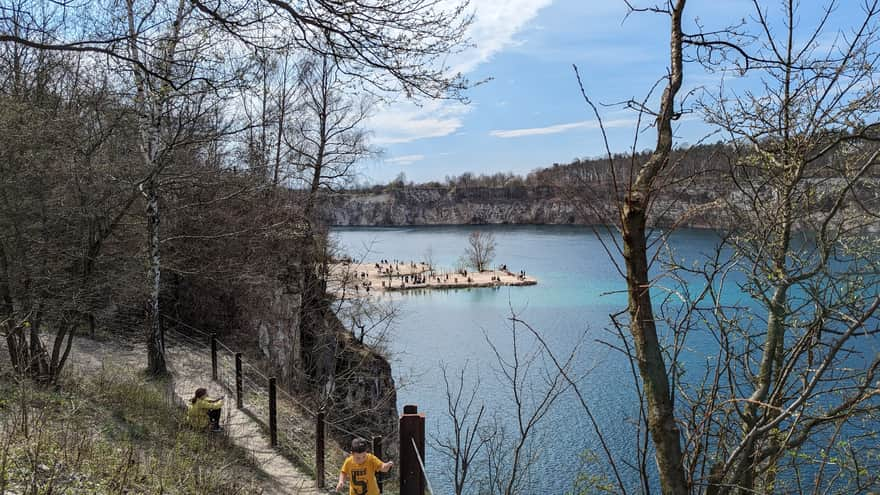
[[341, 454, 383, 495]]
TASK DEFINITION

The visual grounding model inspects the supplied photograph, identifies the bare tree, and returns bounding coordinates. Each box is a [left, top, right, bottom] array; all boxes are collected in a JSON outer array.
[[463, 231, 497, 272], [1, 0, 472, 377], [0, 10, 142, 382], [0, 0, 472, 99], [289, 52, 376, 222], [564, 1, 880, 493], [334, 294, 398, 347], [615, 3, 689, 493], [433, 363, 488, 495], [237, 39, 299, 186], [435, 316, 581, 495], [121, 0, 240, 375], [559, 2, 691, 493], [682, 1, 880, 492]]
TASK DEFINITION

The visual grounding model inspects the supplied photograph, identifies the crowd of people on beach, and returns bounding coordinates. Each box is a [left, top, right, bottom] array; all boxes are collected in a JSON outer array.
[[336, 257, 533, 295]]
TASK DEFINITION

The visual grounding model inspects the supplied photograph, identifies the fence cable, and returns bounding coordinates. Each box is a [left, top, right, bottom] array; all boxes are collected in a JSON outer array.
[[243, 361, 269, 381], [164, 327, 207, 348], [411, 437, 435, 495], [216, 340, 236, 354], [161, 313, 212, 337], [324, 418, 365, 440], [165, 329, 208, 350], [242, 377, 266, 396], [159, 311, 385, 476], [274, 386, 317, 417]]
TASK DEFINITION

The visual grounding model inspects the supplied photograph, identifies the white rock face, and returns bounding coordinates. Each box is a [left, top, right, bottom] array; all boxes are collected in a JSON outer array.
[[324, 186, 726, 227], [257, 287, 302, 380], [326, 187, 594, 226]]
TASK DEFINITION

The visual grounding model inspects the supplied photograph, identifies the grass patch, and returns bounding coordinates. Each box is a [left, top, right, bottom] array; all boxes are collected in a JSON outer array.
[[0, 365, 271, 494]]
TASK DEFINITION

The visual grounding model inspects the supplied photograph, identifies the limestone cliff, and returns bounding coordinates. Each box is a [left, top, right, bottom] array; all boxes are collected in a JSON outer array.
[[243, 267, 398, 449], [325, 186, 592, 225], [324, 181, 879, 231], [167, 259, 398, 452], [324, 185, 724, 228]]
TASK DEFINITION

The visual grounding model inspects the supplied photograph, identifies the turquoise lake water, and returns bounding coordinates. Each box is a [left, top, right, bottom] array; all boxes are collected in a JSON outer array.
[[331, 225, 879, 494]]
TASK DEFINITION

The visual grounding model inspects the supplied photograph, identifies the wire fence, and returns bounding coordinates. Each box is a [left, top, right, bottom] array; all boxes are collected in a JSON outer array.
[[2, 309, 435, 493], [411, 438, 435, 495], [160, 313, 389, 490]]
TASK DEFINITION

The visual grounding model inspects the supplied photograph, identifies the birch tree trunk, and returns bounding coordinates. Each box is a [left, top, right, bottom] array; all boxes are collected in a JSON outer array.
[[143, 178, 167, 374], [619, 1, 689, 493], [125, 0, 192, 375]]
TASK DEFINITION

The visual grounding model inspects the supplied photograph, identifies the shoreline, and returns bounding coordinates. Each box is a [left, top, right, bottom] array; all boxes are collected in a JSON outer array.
[[383, 278, 537, 292], [328, 260, 538, 297]]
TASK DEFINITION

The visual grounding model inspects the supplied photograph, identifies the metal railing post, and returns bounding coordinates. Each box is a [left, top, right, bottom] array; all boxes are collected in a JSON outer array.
[[316, 409, 326, 489], [269, 377, 277, 447], [235, 353, 243, 409], [399, 404, 425, 495], [373, 435, 384, 493], [211, 333, 218, 381]]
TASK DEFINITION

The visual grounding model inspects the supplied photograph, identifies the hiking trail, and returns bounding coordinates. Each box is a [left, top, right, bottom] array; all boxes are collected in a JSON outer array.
[[69, 335, 327, 495]]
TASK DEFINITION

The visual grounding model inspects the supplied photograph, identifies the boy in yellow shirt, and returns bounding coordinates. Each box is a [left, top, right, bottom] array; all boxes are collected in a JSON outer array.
[[336, 438, 394, 495]]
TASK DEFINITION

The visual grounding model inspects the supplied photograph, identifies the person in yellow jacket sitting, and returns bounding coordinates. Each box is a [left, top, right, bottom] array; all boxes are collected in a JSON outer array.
[[187, 387, 224, 432]]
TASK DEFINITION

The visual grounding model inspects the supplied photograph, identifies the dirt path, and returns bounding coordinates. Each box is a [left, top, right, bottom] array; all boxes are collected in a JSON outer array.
[[68, 334, 325, 495]]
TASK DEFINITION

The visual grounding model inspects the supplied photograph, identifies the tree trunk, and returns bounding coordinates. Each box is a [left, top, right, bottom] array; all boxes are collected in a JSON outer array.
[[145, 179, 167, 375], [622, 194, 689, 495], [617, 2, 689, 493]]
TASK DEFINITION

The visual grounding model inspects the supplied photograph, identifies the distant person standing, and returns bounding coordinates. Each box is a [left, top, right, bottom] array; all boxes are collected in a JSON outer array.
[[336, 438, 394, 495]]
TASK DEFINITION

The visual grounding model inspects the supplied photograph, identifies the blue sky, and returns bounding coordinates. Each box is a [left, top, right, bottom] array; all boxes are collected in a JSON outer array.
[[359, 0, 870, 184], [359, 0, 700, 184]]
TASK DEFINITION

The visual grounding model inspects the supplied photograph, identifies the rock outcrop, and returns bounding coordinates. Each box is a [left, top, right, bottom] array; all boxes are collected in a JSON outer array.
[[167, 252, 398, 453], [323, 185, 724, 228], [324, 180, 879, 231]]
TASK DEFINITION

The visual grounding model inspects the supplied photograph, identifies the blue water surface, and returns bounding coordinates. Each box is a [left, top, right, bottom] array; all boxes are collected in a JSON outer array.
[[331, 225, 879, 494]]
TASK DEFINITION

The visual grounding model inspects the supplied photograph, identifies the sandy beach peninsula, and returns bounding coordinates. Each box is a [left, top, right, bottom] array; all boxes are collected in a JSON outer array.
[[329, 259, 537, 297]]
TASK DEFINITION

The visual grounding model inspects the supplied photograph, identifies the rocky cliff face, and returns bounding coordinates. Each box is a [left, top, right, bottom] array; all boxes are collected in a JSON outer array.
[[246, 258, 398, 446], [326, 186, 594, 225], [326, 180, 880, 231], [324, 185, 724, 228], [169, 253, 398, 450]]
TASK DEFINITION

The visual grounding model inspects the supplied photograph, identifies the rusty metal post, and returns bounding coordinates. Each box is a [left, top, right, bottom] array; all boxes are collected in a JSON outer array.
[[269, 377, 277, 447], [316, 409, 326, 489], [399, 404, 425, 495], [373, 435, 384, 493], [235, 352, 243, 409], [210, 333, 218, 381]]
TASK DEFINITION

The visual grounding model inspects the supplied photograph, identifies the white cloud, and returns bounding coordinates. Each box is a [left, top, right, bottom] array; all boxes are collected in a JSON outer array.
[[370, 100, 470, 145], [448, 0, 556, 74], [384, 154, 426, 166], [489, 118, 635, 138], [370, 0, 554, 145]]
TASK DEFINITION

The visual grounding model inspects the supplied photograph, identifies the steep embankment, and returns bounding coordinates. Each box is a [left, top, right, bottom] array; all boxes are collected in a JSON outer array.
[[171, 266, 399, 457], [324, 185, 723, 228], [325, 186, 585, 225], [0, 334, 312, 495]]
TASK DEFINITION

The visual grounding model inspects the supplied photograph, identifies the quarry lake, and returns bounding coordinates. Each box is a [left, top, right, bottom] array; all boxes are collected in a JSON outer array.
[[330, 225, 879, 494]]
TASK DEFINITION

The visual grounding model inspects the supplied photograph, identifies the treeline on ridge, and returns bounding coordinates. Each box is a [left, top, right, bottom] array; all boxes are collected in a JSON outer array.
[[356, 139, 880, 193]]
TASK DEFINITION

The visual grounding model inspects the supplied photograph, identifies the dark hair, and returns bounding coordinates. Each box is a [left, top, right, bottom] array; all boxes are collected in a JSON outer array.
[[351, 438, 368, 453], [191, 387, 207, 404]]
